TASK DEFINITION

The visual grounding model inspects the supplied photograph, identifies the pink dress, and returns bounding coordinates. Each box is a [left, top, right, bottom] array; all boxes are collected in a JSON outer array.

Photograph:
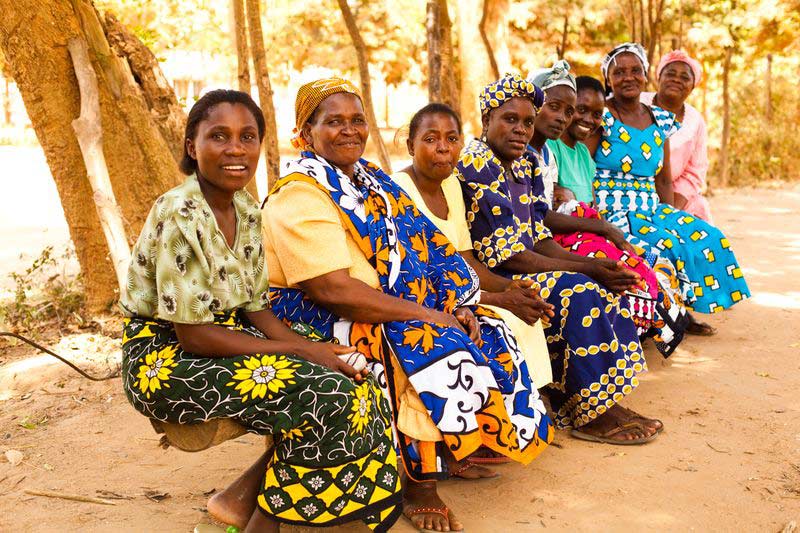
[[641, 92, 712, 221]]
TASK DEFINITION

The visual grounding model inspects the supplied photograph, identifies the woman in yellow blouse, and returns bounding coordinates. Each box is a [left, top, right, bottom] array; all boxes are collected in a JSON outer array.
[[264, 78, 553, 533]]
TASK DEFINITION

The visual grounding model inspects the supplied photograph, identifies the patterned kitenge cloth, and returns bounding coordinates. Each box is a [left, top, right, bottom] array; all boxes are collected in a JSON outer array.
[[120, 178, 401, 531], [533, 142, 689, 357], [455, 139, 646, 428], [593, 106, 750, 313], [268, 152, 552, 481]]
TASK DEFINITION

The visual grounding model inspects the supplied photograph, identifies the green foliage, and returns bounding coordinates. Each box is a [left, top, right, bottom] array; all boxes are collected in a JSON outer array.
[[0, 247, 85, 334]]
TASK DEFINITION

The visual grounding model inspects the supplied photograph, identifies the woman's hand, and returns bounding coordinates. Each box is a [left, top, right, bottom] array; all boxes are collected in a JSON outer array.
[[296, 341, 370, 381], [494, 279, 555, 325], [600, 222, 637, 255], [586, 258, 641, 294], [454, 307, 482, 345]]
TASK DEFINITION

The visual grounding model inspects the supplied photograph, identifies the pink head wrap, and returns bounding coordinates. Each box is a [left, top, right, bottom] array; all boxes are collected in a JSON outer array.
[[657, 50, 703, 87]]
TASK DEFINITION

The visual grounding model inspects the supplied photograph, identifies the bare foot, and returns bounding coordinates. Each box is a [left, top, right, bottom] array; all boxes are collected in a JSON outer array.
[[207, 449, 271, 528], [403, 480, 463, 532]]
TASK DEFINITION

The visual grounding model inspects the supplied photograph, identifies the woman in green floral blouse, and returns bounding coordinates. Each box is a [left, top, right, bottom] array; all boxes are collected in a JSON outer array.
[[120, 90, 401, 533]]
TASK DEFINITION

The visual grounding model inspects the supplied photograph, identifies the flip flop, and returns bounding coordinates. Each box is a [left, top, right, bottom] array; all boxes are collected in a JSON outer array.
[[616, 406, 664, 433], [403, 504, 465, 533], [450, 460, 499, 479], [194, 525, 234, 533], [571, 420, 658, 445]]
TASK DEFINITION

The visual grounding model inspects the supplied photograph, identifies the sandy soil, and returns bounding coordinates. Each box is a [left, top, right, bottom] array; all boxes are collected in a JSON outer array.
[[1, 185, 799, 532]]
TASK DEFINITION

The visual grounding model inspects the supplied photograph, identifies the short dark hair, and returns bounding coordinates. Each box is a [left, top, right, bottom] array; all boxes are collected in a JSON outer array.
[[179, 89, 266, 175], [408, 102, 463, 140], [576, 76, 605, 95]]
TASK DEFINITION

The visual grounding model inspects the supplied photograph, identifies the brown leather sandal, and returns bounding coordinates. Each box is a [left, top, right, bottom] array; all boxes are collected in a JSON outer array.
[[450, 460, 499, 479], [403, 504, 465, 533], [571, 420, 658, 445], [616, 406, 664, 433]]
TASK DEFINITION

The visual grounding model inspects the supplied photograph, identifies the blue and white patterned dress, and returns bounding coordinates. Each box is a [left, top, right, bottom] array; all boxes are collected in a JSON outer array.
[[594, 106, 750, 313]]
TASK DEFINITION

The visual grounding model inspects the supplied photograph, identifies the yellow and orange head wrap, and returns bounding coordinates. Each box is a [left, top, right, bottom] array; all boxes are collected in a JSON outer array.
[[291, 77, 363, 149]]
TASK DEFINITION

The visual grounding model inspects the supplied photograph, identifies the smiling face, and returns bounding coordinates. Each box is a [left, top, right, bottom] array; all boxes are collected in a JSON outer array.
[[483, 96, 537, 164], [658, 61, 695, 103], [535, 85, 576, 141], [186, 102, 261, 193], [568, 86, 605, 141], [302, 92, 368, 173], [607, 52, 647, 99], [408, 112, 463, 183]]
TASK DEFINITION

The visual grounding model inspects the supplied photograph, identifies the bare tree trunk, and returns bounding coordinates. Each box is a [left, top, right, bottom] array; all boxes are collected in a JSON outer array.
[[336, 0, 392, 172], [718, 46, 733, 188], [245, 0, 280, 195], [557, 14, 569, 59], [456, 0, 493, 138], [676, 0, 684, 49], [0, 0, 182, 310], [765, 53, 773, 123], [2, 76, 10, 125], [68, 37, 130, 297], [479, 0, 511, 79], [231, 0, 251, 94], [426, 0, 459, 110]]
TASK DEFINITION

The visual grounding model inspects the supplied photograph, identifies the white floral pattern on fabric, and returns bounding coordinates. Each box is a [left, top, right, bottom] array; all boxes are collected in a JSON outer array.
[[120, 174, 269, 324]]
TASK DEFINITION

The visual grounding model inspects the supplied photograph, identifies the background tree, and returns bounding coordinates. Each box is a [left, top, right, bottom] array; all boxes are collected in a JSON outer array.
[[336, 0, 393, 171], [425, 0, 460, 110], [231, 0, 251, 93]]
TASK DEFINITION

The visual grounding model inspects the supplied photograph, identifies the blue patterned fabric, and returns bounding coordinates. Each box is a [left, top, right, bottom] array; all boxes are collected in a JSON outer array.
[[593, 106, 750, 313], [267, 151, 552, 480], [455, 139, 647, 428]]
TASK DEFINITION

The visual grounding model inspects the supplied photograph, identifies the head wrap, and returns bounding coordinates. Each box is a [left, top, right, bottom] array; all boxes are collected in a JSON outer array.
[[292, 77, 362, 149], [528, 59, 576, 92], [600, 42, 649, 82], [657, 49, 703, 87], [479, 73, 545, 116]]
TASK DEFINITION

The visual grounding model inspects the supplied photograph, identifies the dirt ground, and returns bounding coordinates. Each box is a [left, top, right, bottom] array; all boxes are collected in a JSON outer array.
[[1, 185, 799, 532]]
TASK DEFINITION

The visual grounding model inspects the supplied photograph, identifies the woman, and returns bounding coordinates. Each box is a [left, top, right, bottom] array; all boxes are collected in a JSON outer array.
[[392, 102, 555, 390], [455, 73, 663, 446], [262, 78, 552, 533], [587, 43, 750, 323], [529, 62, 688, 356], [120, 89, 401, 533], [641, 50, 712, 221]]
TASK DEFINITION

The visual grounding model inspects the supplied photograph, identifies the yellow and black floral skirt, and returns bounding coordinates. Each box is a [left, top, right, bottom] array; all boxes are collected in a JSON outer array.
[[121, 311, 401, 531]]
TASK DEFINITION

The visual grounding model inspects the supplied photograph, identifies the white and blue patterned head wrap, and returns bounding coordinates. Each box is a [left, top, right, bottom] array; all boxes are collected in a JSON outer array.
[[528, 59, 576, 92], [601, 43, 649, 82]]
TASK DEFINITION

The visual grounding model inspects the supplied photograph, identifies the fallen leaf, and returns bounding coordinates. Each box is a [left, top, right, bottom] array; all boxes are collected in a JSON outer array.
[[4, 450, 23, 466]]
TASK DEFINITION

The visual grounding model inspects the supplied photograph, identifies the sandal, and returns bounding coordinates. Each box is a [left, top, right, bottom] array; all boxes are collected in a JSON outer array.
[[617, 406, 664, 433], [467, 446, 511, 465], [571, 420, 658, 445], [450, 460, 499, 479], [403, 504, 465, 533]]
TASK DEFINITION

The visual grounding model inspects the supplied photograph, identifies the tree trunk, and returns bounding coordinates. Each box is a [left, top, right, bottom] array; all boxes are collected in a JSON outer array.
[[0, 0, 181, 310], [245, 0, 280, 194], [557, 14, 569, 59], [231, 0, 251, 94], [718, 46, 733, 188], [456, 0, 493, 138], [102, 12, 186, 163], [2, 76, 10, 125], [765, 53, 772, 123], [479, 0, 511, 79], [425, 0, 459, 110], [336, 0, 392, 172]]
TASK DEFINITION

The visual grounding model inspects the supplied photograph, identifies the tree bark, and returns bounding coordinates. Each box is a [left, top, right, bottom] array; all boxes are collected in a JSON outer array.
[[0, 0, 181, 310], [102, 12, 185, 163], [245, 0, 280, 195], [557, 14, 569, 59], [231, 0, 251, 94], [2, 76, 10, 125], [68, 37, 130, 297], [479, 0, 511, 80], [336, 0, 392, 172], [426, 0, 459, 110], [456, 0, 493, 138], [719, 46, 733, 188]]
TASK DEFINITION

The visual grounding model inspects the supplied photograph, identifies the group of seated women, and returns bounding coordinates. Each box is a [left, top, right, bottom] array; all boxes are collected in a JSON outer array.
[[119, 42, 749, 532]]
